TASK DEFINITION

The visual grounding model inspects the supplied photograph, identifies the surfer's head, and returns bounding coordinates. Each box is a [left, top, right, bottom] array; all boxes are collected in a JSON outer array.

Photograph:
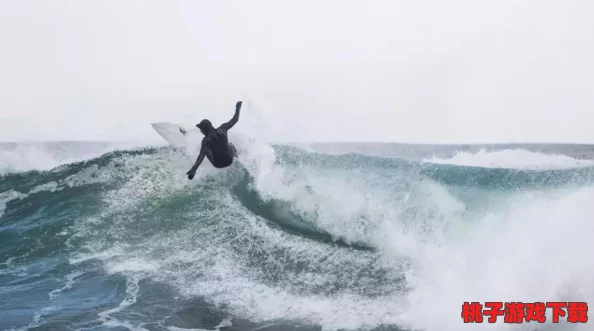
[[197, 119, 214, 135]]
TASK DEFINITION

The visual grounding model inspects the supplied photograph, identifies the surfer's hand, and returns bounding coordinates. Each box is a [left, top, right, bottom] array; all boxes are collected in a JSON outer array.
[[186, 168, 197, 180], [179, 128, 187, 135], [235, 101, 242, 111]]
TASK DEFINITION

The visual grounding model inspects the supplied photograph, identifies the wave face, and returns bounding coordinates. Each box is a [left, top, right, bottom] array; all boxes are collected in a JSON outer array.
[[2, 141, 594, 331]]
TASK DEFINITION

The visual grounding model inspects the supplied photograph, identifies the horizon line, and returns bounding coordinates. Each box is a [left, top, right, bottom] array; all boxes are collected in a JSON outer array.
[[2, 140, 594, 146]]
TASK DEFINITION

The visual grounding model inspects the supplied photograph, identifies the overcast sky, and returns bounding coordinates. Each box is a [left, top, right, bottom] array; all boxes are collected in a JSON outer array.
[[1, 0, 593, 144]]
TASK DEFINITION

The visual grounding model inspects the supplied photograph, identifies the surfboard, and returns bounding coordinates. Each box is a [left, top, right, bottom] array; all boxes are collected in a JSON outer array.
[[151, 122, 190, 147]]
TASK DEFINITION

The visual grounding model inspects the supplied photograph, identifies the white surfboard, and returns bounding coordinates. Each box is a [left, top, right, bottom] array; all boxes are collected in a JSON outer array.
[[151, 122, 190, 147]]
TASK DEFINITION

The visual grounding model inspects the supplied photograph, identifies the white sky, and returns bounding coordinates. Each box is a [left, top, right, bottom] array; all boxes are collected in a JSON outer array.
[[1, 0, 593, 144]]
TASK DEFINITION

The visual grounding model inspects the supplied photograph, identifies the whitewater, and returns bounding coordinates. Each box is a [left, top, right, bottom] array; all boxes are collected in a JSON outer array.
[[1, 138, 594, 331]]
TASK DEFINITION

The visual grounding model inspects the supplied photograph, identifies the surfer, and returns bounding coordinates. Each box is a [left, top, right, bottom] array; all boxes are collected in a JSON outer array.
[[185, 101, 242, 180]]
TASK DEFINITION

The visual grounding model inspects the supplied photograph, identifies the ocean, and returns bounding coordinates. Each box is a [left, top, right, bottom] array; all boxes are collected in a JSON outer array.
[[1, 139, 593, 331]]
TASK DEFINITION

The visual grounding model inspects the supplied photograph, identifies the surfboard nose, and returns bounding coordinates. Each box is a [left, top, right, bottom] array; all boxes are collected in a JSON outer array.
[[151, 122, 188, 147]]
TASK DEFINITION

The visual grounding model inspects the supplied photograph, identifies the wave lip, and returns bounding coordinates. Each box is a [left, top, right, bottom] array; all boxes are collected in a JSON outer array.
[[423, 148, 594, 170], [0, 141, 149, 174]]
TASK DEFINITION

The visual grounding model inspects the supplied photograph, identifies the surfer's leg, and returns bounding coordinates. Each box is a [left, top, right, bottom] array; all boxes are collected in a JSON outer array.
[[204, 148, 215, 165], [207, 149, 232, 168], [210, 147, 235, 168], [229, 143, 238, 158]]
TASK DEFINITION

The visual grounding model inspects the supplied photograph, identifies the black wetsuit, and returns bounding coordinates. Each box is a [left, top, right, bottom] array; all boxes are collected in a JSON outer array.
[[186, 101, 241, 180], [200, 127, 237, 168]]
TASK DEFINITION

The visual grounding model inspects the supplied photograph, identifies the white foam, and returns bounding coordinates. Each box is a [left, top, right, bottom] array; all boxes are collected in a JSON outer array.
[[166, 317, 232, 331], [97, 276, 147, 331], [0, 141, 146, 174], [237, 140, 465, 256], [1, 162, 116, 219], [400, 186, 594, 331], [29, 181, 62, 194], [0, 190, 27, 218], [423, 148, 594, 170]]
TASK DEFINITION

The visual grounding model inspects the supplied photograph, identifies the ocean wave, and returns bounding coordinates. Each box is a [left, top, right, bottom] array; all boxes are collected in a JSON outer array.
[[0, 141, 149, 175], [423, 148, 594, 170], [1, 142, 593, 331]]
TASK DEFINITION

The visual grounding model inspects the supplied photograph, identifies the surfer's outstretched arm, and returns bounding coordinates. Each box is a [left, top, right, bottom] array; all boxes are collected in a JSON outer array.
[[186, 144, 212, 180], [218, 101, 242, 132]]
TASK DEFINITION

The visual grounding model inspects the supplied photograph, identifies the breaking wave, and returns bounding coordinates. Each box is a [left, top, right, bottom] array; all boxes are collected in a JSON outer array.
[[1, 139, 593, 331]]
